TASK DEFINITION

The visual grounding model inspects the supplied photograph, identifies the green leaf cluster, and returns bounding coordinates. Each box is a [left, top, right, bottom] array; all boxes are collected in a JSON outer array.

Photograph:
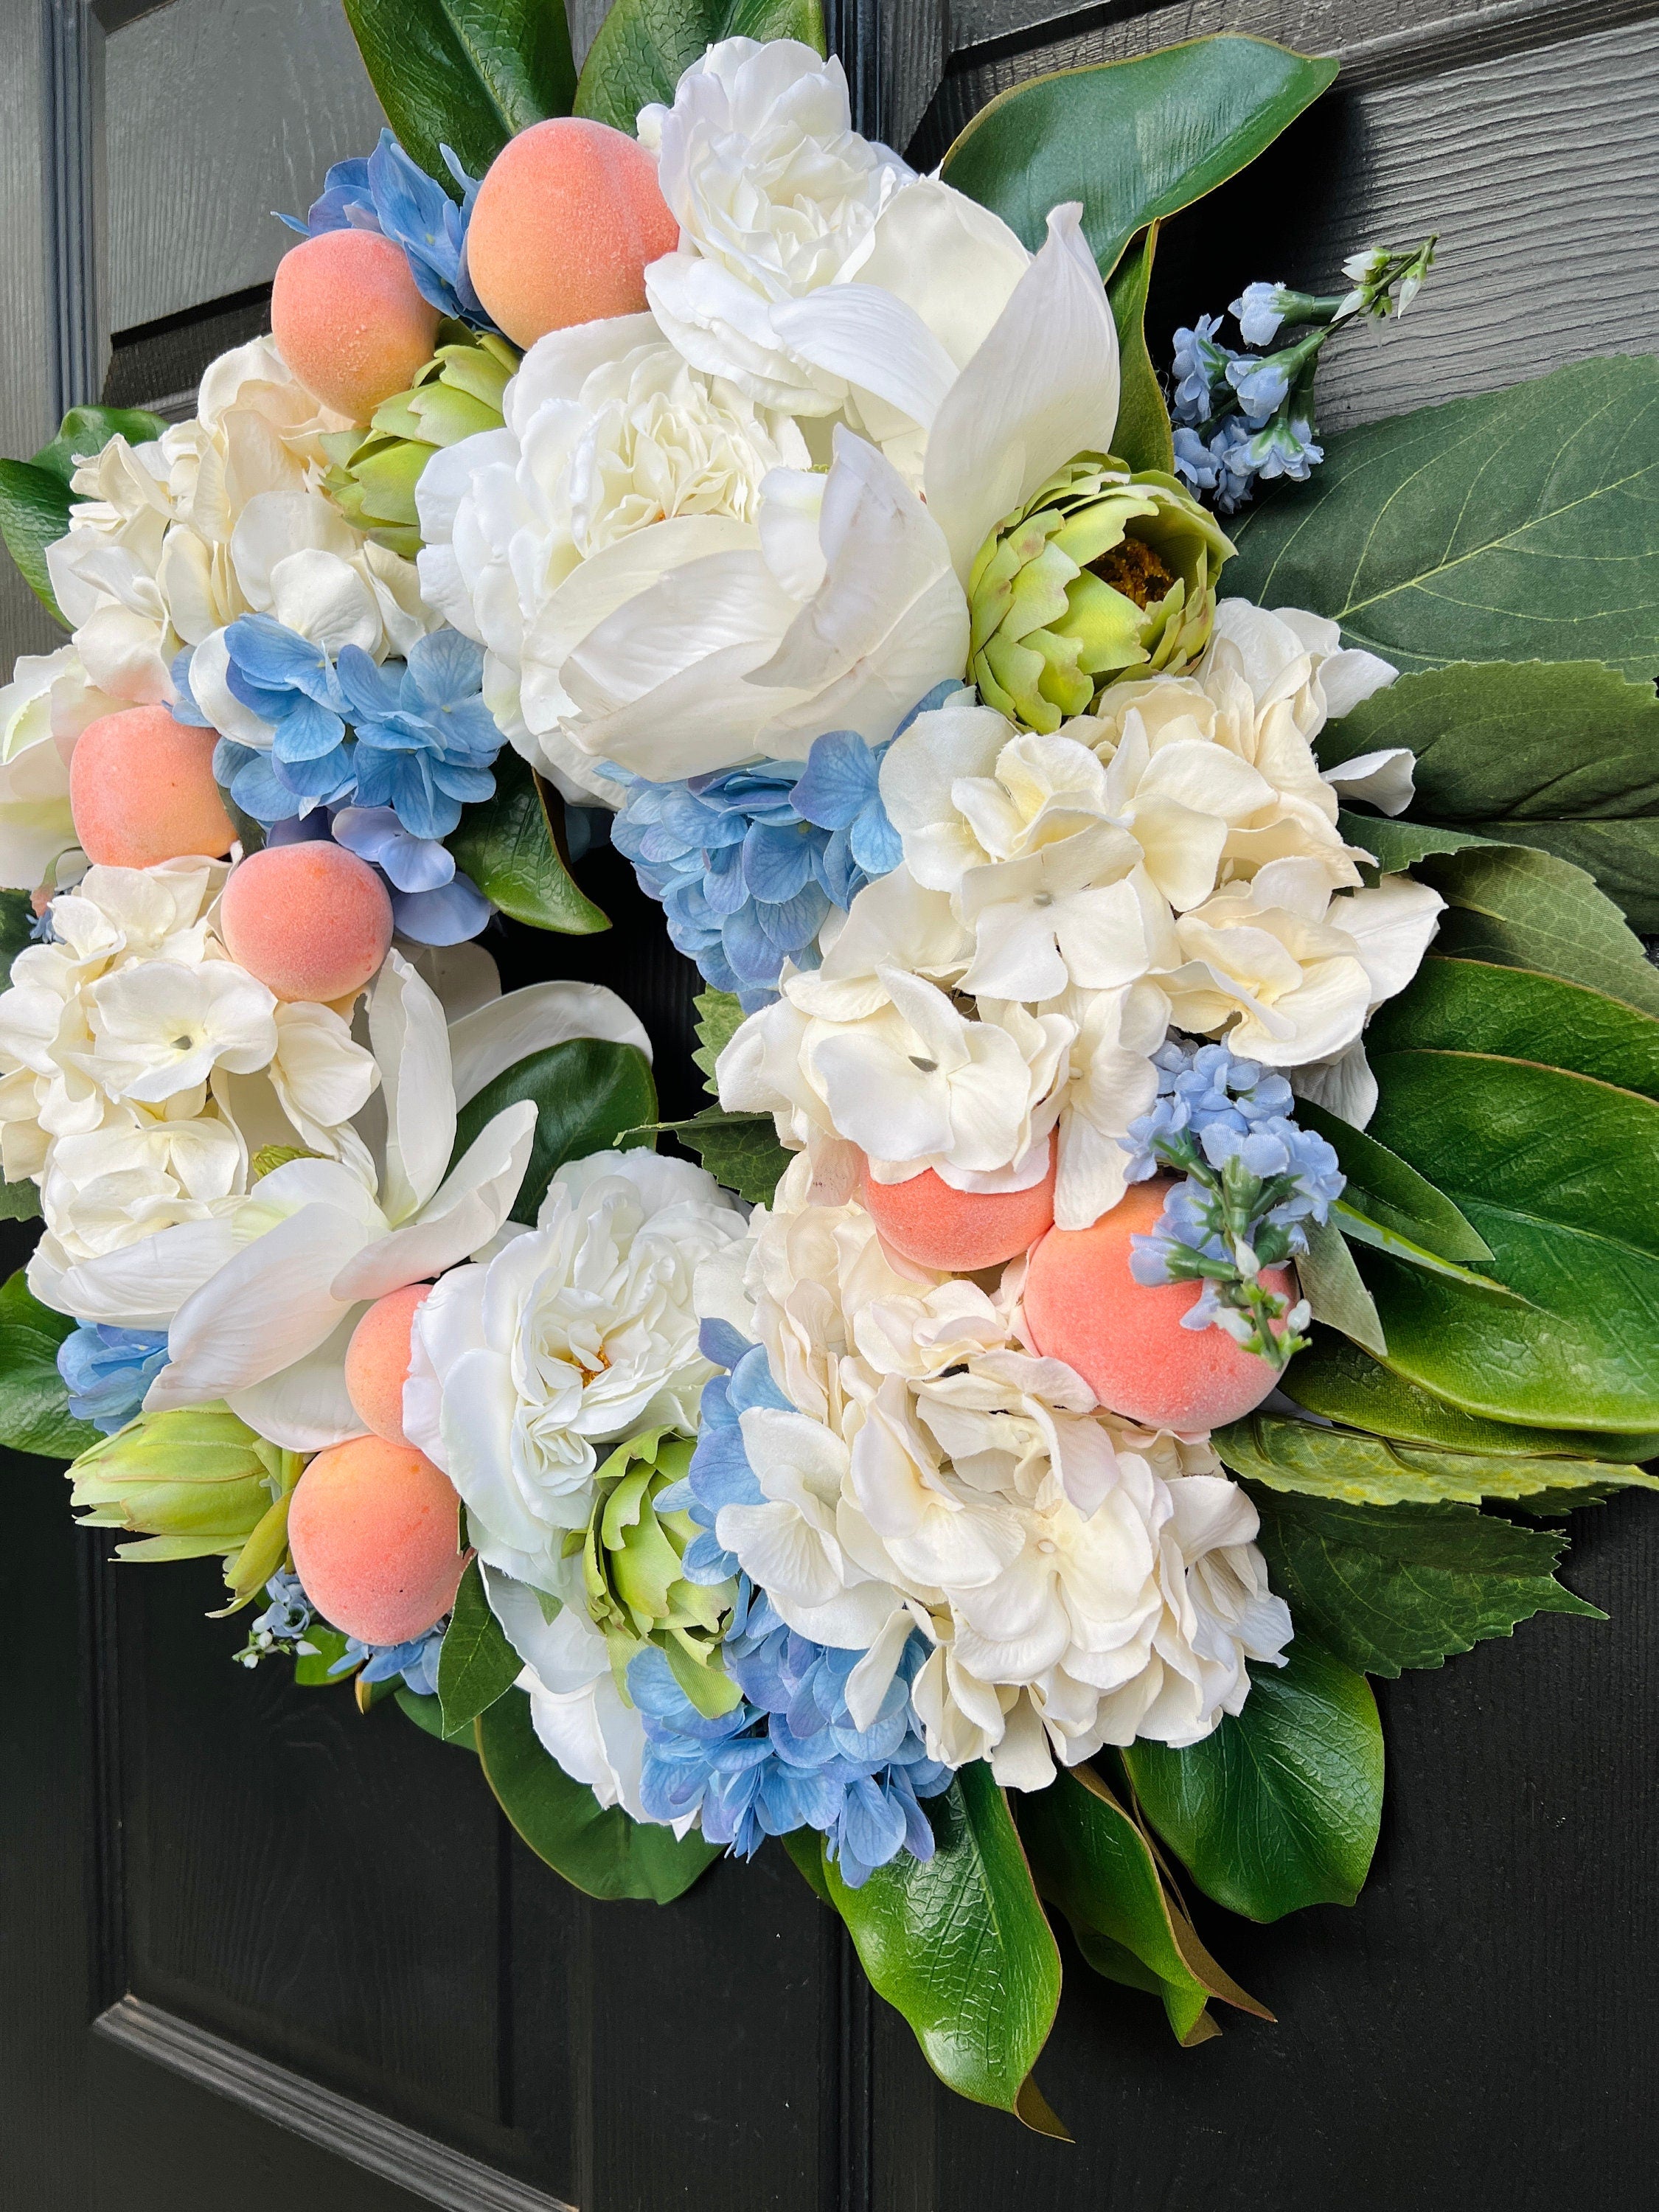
[[630, 990, 793, 1202], [342, 0, 576, 181], [576, 1, 824, 133], [449, 1033, 657, 1223], [437, 1559, 524, 1736], [0, 404, 166, 620]]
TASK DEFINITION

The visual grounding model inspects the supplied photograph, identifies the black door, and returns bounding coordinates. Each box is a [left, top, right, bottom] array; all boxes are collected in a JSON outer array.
[[4, 3, 1658, 2205]]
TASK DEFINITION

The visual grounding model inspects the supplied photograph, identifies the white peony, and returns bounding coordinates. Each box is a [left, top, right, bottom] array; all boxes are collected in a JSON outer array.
[[639, 37, 914, 415], [0, 645, 118, 891], [45, 338, 431, 714], [416, 314, 810, 801], [404, 1150, 745, 1593]]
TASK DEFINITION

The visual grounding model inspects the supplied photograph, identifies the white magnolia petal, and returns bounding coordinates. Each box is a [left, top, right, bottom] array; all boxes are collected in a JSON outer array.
[[448, 981, 652, 1109], [226, 1308, 364, 1452], [771, 284, 959, 430], [36, 1216, 241, 1326], [330, 1099, 537, 1302], [369, 950, 456, 1222]]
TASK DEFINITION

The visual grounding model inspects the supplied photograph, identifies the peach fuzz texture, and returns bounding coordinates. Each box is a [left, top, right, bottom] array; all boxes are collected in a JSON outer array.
[[344, 1283, 432, 1447], [271, 229, 440, 421], [1023, 1175, 1290, 1430], [69, 706, 235, 868], [861, 1144, 1057, 1273], [288, 1435, 467, 1645], [466, 117, 680, 347], [218, 842, 392, 1004]]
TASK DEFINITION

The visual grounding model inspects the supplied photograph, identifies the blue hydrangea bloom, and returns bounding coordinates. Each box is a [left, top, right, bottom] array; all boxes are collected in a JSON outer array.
[[333, 629, 502, 840], [635, 1318, 953, 1886], [330, 1622, 445, 1699], [57, 1323, 168, 1432], [282, 128, 493, 329]]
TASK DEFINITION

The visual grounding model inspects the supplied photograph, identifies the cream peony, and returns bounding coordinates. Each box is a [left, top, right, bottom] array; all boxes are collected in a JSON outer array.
[[639, 37, 914, 416], [404, 1150, 745, 1593], [416, 314, 810, 800], [45, 338, 431, 714]]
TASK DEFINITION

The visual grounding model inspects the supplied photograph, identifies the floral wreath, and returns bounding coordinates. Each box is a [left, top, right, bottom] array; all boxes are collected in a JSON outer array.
[[1, 0, 1655, 2136]]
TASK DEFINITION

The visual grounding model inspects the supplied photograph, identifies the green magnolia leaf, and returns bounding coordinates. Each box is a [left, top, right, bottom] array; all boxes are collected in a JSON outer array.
[[1284, 1332, 1659, 1465], [1359, 1043, 1659, 1430], [642, 1107, 791, 1205], [1105, 225, 1173, 476], [1227, 355, 1659, 679], [342, 0, 577, 181], [1368, 956, 1659, 1104], [1324, 661, 1659, 929], [1296, 1215, 1387, 1357], [1416, 844, 1659, 1018], [1248, 1489, 1600, 1678], [0, 460, 72, 622], [0, 1270, 98, 1459], [1017, 1764, 1269, 2046], [437, 1559, 523, 1733], [1295, 1097, 1492, 1263], [1124, 1638, 1382, 1922], [782, 1824, 834, 1905], [450, 1035, 657, 1222], [691, 987, 744, 1095], [941, 35, 1337, 282], [823, 1764, 1066, 2134], [395, 1686, 479, 1745], [447, 750, 608, 934], [575, 0, 824, 134], [476, 1684, 718, 1901], [1215, 1408, 1659, 1509], [1, 887, 33, 981], [30, 405, 167, 486]]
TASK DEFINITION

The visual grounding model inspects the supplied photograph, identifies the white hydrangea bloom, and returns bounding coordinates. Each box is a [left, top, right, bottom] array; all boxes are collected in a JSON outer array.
[[45, 338, 431, 716], [405, 1150, 745, 1593]]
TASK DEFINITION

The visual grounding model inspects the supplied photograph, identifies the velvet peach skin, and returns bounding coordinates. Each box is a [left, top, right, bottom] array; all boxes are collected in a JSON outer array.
[[860, 1141, 1057, 1273], [1023, 1175, 1290, 1430], [271, 229, 440, 421], [288, 1434, 468, 1645], [465, 117, 680, 347], [344, 1283, 431, 1447], [218, 842, 393, 1004], [69, 706, 235, 868]]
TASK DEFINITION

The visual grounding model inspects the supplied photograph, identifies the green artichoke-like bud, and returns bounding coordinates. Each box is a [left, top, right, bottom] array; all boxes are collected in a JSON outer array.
[[968, 454, 1236, 733], [578, 1427, 740, 1719], [68, 1403, 302, 1609], [321, 323, 519, 559]]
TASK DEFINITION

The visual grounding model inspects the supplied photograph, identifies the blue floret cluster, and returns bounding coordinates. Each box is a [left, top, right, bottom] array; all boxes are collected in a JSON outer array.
[[282, 126, 495, 331]]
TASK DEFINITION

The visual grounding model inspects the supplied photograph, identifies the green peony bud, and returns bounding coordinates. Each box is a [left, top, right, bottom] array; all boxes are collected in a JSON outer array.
[[579, 1427, 740, 1718], [968, 454, 1236, 733], [321, 323, 519, 559], [67, 1403, 302, 1609]]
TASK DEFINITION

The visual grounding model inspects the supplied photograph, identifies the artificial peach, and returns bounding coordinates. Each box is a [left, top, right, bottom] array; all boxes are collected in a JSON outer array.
[[271, 229, 440, 422], [1023, 1175, 1292, 1430], [465, 117, 679, 348], [344, 1282, 431, 1446], [69, 706, 235, 868], [861, 1144, 1057, 1273], [288, 1434, 467, 1645], [218, 841, 392, 1004]]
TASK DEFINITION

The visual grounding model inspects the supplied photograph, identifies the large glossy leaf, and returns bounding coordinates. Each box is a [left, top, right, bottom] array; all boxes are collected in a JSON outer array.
[[1368, 957, 1659, 1103], [447, 751, 608, 934], [30, 405, 167, 486], [1124, 1638, 1382, 1922], [1284, 1333, 1659, 1466], [449, 1035, 657, 1223], [437, 1559, 523, 1733], [1324, 660, 1659, 928], [1017, 1764, 1269, 2046], [344, 0, 575, 180], [941, 35, 1337, 282], [1295, 1217, 1387, 1358], [1294, 1099, 1492, 1264], [1105, 225, 1173, 476], [1413, 845, 1659, 1018], [1228, 355, 1659, 678], [1216, 1408, 1658, 1509], [575, 0, 824, 134], [822, 1764, 1066, 2134], [1360, 1045, 1659, 1430], [0, 462, 72, 622], [1248, 1491, 1599, 1678], [476, 1686, 717, 1901], [0, 1270, 97, 1460]]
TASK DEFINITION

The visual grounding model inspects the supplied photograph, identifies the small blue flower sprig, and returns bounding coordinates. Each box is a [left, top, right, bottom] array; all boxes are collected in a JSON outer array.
[[1123, 1040, 1343, 1368], [235, 1565, 445, 1697], [279, 127, 495, 333], [608, 685, 958, 1009], [1171, 238, 1436, 514]]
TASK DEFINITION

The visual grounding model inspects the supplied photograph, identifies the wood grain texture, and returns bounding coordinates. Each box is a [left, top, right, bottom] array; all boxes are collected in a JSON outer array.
[[103, 0, 386, 332]]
